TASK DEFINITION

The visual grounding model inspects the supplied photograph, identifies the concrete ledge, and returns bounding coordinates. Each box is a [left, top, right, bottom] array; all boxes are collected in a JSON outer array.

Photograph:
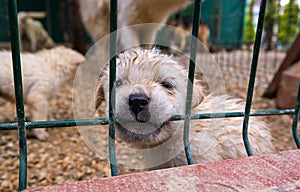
[[24, 149, 300, 191]]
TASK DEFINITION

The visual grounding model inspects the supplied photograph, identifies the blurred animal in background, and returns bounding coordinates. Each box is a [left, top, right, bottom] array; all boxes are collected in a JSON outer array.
[[79, 0, 193, 48], [168, 17, 210, 52], [18, 11, 55, 52], [197, 21, 210, 49], [0, 46, 84, 140], [167, 20, 189, 51]]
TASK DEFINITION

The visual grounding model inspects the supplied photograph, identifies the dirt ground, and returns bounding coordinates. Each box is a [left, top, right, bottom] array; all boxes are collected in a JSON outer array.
[[0, 50, 299, 191]]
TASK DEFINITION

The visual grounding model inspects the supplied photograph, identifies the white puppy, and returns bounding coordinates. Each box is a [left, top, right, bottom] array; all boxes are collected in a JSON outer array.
[[95, 48, 274, 169], [0, 46, 84, 140], [79, 0, 193, 48]]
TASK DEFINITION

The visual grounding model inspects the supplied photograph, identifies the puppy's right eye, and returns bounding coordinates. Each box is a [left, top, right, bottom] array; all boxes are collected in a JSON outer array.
[[161, 81, 174, 90], [116, 79, 123, 87]]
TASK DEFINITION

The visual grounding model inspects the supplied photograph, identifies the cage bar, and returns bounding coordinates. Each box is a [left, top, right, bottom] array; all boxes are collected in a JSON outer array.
[[0, 109, 295, 131], [183, 0, 202, 165], [108, 0, 118, 176], [292, 83, 300, 148], [7, 0, 27, 191], [242, 0, 267, 156]]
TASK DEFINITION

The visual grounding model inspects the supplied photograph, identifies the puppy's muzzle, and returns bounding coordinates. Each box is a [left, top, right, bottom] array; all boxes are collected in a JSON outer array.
[[128, 94, 151, 122]]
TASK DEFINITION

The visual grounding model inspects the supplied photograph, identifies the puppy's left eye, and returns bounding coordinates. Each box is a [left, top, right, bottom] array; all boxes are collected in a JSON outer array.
[[161, 81, 175, 90], [116, 79, 123, 87]]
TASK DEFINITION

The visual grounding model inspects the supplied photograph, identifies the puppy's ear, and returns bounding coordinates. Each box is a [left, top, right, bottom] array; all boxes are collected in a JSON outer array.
[[191, 80, 205, 108]]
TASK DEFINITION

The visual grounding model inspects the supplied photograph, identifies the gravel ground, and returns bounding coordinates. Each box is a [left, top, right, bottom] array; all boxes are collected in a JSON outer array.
[[0, 50, 299, 191]]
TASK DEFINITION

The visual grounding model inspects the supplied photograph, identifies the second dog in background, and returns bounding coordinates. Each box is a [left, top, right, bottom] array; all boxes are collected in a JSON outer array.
[[79, 0, 194, 48], [0, 46, 84, 140]]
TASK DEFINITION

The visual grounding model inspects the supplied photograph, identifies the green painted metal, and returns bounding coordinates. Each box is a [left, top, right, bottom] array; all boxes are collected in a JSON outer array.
[[292, 83, 300, 148], [184, 0, 202, 165], [1, 0, 299, 190], [109, 0, 118, 176], [7, 0, 27, 191], [242, 0, 267, 157], [0, 109, 295, 131]]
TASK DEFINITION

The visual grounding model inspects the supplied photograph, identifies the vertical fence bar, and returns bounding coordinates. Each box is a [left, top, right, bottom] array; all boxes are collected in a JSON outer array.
[[242, 0, 267, 156], [184, 0, 201, 165], [7, 0, 27, 191], [109, 0, 118, 176], [292, 83, 300, 148]]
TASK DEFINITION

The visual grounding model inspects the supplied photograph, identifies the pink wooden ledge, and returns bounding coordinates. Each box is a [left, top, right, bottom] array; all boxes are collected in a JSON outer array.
[[24, 149, 300, 192]]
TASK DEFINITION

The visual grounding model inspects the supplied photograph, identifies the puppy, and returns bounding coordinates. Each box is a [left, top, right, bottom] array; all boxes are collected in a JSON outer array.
[[79, 0, 193, 48], [0, 46, 84, 140], [95, 48, 274, 169], [18, 12, 55, 52]]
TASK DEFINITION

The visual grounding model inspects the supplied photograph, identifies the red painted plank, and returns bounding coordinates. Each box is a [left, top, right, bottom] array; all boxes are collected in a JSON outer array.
[[24, 150, 300, 192]]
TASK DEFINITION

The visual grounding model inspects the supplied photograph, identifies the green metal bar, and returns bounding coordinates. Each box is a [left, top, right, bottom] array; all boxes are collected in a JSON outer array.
[[292, 83, 300, 148], [0, 109, 295, 130], [7, 0, 27, 191], [184, 0, 202, 165], [109, 0, 118, 176], [242, 0, 267, 156]]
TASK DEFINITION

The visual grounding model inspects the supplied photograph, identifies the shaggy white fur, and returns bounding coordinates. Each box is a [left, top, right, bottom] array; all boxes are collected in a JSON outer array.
[[0, 46, 84, 140], [95, 48, 274, 169]]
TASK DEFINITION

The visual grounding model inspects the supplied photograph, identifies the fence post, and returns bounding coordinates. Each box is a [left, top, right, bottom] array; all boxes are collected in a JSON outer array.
[[242, 0, 267, 156], [292, 84, 300, 148], [108, 0, 118, 176], [184, 0, 202, 165], [7, 0, 27, 191]]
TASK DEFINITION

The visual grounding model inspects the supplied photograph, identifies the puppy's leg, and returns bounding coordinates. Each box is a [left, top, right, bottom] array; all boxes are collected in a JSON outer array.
[[27, 93, 49, 140], [179, 33, 187, 52], [25, 26, 38, 52]]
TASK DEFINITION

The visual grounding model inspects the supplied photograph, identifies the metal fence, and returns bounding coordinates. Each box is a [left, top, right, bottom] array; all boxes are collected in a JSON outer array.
[[0, 0, 300, 191]]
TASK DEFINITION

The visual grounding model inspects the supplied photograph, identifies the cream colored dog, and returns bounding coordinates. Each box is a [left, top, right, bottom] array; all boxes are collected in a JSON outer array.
[[79, 0, 193, 48], [0, 46, 84, 140], [95, 48, 274, 169]]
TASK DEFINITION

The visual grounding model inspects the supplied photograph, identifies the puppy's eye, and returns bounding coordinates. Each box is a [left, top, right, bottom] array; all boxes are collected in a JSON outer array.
[[116, 79, 123, 87], [161, 81, 174, 90]]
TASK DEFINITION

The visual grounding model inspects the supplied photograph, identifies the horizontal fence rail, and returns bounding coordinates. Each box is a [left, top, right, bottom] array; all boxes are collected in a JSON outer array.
[[0, 109, 296, 130], [0, 0, 299, 191]]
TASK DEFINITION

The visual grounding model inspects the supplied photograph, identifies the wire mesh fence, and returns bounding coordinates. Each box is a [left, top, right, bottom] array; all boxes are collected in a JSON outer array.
[[0, 0, 299, 191]]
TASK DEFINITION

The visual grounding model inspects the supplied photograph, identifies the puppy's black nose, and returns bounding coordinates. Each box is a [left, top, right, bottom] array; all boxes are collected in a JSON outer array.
[[128, 94, 150, 122], [129, 94, 150, 114]]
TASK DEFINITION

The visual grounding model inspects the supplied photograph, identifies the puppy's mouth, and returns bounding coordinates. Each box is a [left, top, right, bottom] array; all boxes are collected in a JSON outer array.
[[131, 109, 151, 123], [115, 119, 171, 142]]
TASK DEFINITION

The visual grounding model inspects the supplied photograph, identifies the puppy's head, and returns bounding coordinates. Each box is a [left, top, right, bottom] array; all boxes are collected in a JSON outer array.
[[95, 48, 203, 146]]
